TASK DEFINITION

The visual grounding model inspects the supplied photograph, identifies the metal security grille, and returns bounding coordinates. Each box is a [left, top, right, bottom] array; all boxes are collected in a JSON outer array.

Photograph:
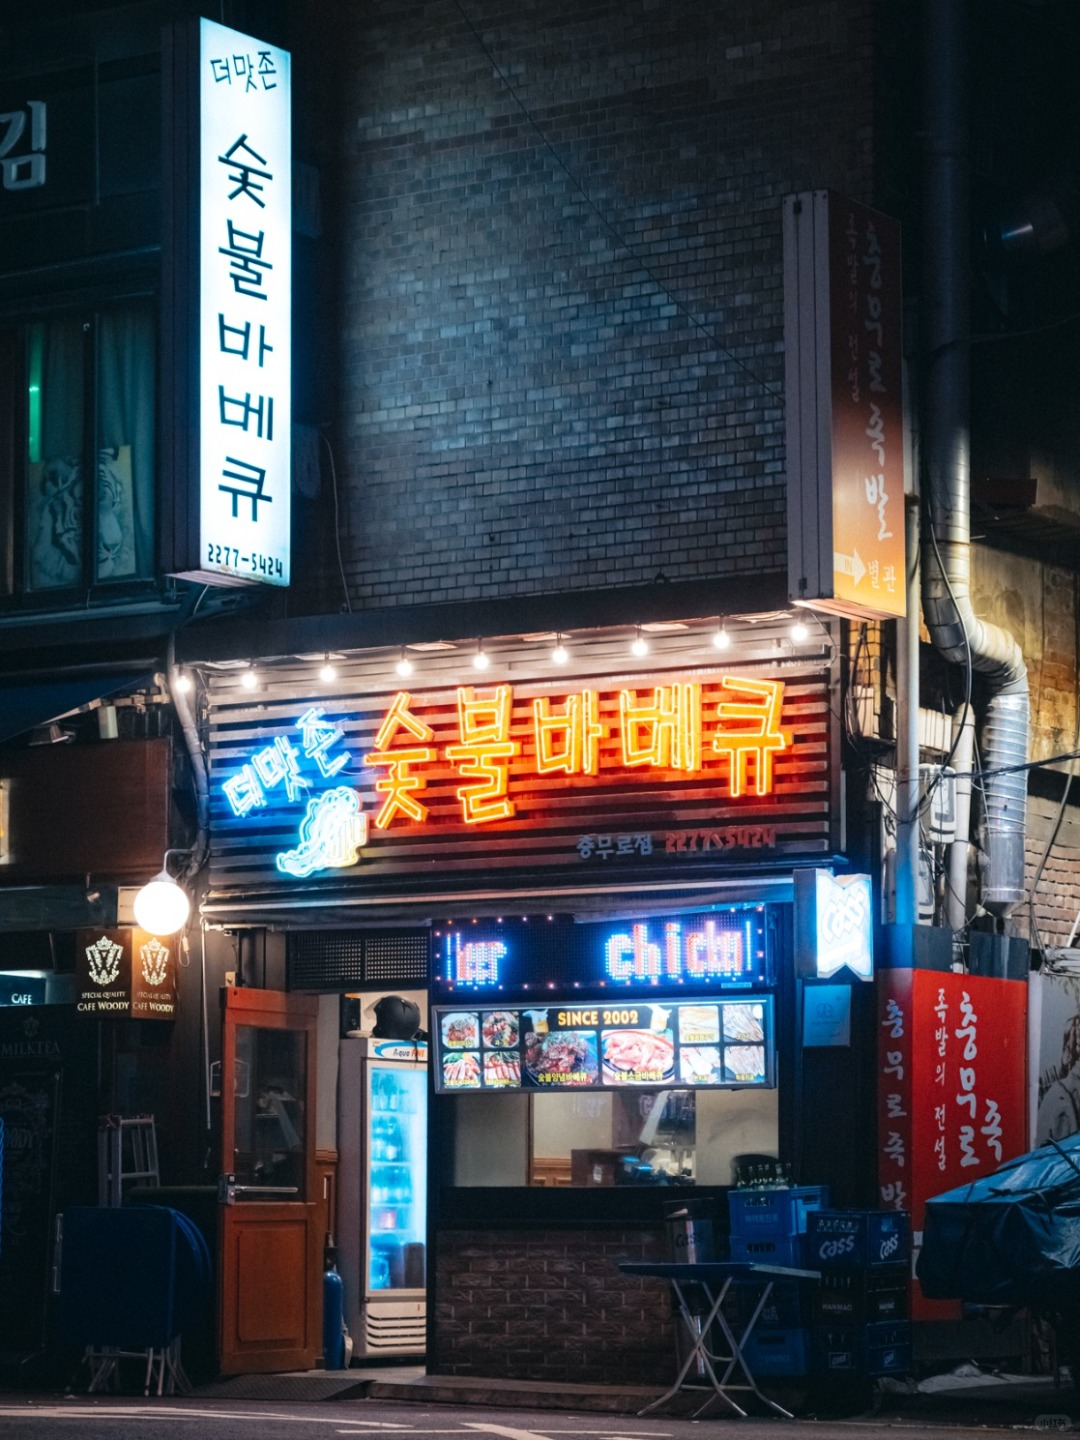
[[287, 929, 428, 991]]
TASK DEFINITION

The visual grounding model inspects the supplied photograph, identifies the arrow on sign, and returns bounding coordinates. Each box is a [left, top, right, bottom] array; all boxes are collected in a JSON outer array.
[[834, 548, 866, 586]]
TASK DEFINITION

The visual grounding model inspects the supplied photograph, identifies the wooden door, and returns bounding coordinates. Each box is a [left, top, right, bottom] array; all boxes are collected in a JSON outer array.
[[219, 988, 320, 1374]]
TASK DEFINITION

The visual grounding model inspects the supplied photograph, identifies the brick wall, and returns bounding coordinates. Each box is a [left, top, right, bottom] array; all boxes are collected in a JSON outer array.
[[432, 1227, 675, 1383], [1028, 798, 1080, 949], [296, 0, 878, 614]]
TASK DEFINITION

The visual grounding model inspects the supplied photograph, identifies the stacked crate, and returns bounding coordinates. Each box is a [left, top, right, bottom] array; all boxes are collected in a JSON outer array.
[[727, 1186, 829, 1377], [803, 1209, 911, 1378]]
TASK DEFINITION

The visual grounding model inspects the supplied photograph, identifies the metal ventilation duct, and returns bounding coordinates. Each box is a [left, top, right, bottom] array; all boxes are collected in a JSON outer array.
[[922, 0, 1030, 917]]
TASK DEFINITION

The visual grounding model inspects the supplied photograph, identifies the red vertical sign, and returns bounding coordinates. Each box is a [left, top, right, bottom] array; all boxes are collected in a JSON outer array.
[[877, 970, 1027, 1320]]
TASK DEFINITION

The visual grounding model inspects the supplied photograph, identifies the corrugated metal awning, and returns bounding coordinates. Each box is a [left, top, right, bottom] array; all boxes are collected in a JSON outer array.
[[200, 871, 803, 929]]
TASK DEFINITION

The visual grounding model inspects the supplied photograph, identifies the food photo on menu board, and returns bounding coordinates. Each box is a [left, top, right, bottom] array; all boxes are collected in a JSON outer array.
[[433, 998, 772, 1093]]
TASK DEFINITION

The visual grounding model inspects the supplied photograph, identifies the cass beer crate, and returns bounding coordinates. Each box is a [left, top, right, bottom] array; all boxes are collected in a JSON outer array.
[[727, 1186, 829, 1241], [741, 1325, 812, 1376], [804, 1209, 909, 1270], [729, 1233, 803, 1268], [813, 1265, 908, 1325], [812, 1320, 912, 1377]]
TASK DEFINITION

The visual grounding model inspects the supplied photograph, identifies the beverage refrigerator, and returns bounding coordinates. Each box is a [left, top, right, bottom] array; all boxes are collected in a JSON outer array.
[[337, 1035, 428, 1357]]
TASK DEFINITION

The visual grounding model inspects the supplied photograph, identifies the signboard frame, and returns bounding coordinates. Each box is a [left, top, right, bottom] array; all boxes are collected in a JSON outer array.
[[784, 189, 906, 620], [205, 645, 839, 907], [161, 18, 292, 588]]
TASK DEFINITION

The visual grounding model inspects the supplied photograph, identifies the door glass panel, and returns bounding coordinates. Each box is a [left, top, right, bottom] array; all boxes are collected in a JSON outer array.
[[232, 1024, 307, 1198]]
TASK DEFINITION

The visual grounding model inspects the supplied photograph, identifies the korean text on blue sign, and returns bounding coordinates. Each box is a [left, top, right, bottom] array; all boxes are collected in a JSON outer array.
[[199, 19, 291, 586]]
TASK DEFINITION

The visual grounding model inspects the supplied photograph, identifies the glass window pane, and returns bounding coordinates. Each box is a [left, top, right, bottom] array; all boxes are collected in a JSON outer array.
[[96, 307, 155, 583], [0, 329, 15, 595], [25, 318, 84, 591], [232, 1024, 308, 1199]]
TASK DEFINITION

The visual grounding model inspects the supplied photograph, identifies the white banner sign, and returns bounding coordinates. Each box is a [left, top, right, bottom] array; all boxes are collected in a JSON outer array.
[[199, 19, 291, 586]]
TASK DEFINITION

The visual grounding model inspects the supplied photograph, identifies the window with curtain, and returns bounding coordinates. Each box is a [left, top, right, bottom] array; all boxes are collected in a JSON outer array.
[[0, 301, 155, 598]]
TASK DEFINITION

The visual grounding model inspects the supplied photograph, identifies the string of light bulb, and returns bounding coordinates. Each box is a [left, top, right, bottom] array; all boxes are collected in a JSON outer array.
[[205, 612, 826, 692]]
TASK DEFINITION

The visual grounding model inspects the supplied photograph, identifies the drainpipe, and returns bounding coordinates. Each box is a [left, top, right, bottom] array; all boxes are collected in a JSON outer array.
[[922, 0, 1029, 918]]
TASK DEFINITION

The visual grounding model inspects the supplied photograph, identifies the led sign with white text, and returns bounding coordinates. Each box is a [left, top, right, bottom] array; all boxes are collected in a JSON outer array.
[[432, 908, 771, 993]]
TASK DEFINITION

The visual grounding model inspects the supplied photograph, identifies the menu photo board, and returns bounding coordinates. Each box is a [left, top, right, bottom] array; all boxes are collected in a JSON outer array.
[[432, 996, 774, 1094]]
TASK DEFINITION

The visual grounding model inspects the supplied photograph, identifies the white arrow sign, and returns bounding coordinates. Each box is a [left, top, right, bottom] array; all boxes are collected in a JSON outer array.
[[834, 548, 866, 586]]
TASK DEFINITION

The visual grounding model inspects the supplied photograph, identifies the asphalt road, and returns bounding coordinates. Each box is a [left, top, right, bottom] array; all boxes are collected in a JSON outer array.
[[0, 1397, 1073, 1440]]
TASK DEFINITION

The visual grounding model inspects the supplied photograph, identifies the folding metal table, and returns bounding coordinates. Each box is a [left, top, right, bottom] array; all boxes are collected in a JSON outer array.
[[619, 1259, 820, 1418]]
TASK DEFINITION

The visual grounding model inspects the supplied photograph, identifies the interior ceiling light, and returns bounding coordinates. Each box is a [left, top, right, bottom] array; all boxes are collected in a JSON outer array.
[[319, 655, 337, 683], [473, 640, 490, 671], [240, 666, 258, 690], [396, 647, 414, 678], [712, 624, 731, 651], [551, 634, 569, 665], [631, 627, 649, 658]]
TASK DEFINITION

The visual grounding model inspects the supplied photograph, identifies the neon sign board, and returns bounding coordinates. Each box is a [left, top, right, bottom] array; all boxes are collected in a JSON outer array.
[[197, 19, 291, 586], [215, 676, 794, 879], [432, 996, 775, 1093], [433, 909, 771, 993]]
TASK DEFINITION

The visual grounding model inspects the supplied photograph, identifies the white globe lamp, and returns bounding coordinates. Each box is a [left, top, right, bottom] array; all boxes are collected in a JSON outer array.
[[134, 869, 191, 935]]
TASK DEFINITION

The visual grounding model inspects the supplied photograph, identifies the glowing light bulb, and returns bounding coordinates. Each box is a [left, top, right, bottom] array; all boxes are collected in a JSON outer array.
[[712, 627, 731, 651], [790, 618, 810, 643], [319, 658, 337, 683], [473, 647, 490, 671], [396, 650, 414, 678], [631, 630, 649, 658], [551, 638, 568, 664], [133, 871, 191, 935], [174, 671, 193, 693], [241, 667, 257, 690]]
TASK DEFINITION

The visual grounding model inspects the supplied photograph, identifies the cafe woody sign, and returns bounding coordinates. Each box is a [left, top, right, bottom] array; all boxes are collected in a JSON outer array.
[[75, 929, 178, 1020]]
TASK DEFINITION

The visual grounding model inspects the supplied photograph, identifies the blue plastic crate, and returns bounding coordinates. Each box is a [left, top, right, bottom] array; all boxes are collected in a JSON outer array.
[[812, 1321, 911, 1377], [729, 1233, 804, 1267], [803, 1209, 909, 1269], [728, 1186, 829, 1240], [736, 1277, 815, 1329], [741, 1325, 811, 1376]]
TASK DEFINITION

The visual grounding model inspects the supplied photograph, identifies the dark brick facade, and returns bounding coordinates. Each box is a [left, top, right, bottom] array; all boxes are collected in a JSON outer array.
[[297, 0, 878, 614], [432, 1227, 675, 1383]]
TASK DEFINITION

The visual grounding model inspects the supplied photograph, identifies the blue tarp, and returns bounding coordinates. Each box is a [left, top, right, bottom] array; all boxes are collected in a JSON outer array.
[[918, 1132, 1080, 1309], [0, 673, 149, 744]]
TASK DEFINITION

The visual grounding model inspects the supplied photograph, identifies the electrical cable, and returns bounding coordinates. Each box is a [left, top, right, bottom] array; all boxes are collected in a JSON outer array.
[[320, 430, 353, 614], [450, 0, 783, 403]]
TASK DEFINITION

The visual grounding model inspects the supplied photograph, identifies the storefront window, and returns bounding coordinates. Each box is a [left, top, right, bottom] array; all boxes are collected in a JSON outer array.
[[0, 302, 155, 597], [451, 1086, 778, 1188]]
